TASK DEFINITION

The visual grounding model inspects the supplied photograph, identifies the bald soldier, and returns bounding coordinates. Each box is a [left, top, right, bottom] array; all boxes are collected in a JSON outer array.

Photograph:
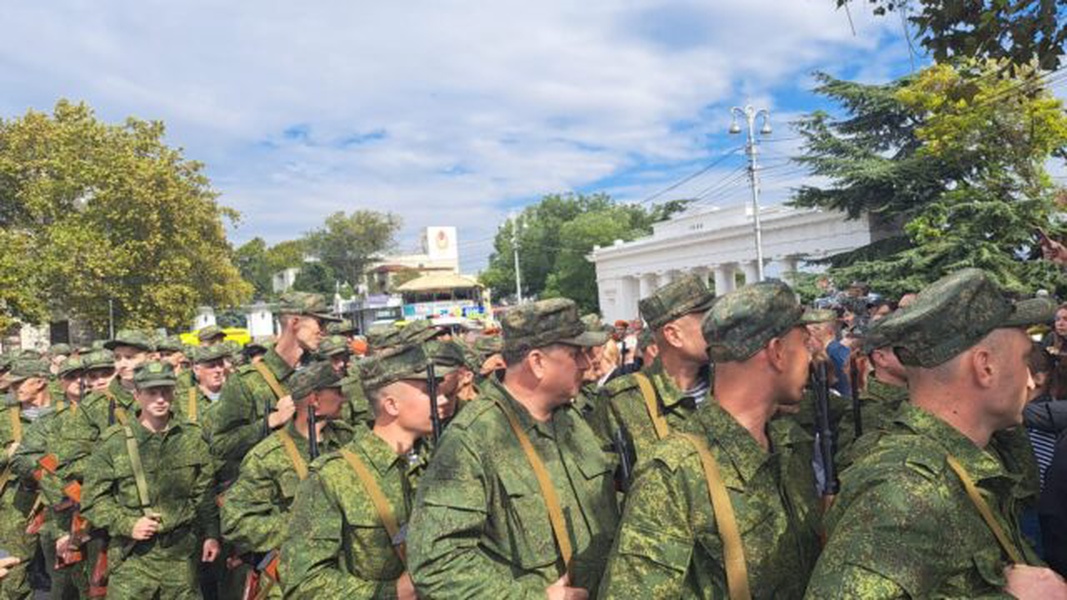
[[591, 274, 715, 468], [281, 344, 454, 599], [408, 298, 619, 599], [806, 269, 1067, 598], [599, 281, 827, 598]]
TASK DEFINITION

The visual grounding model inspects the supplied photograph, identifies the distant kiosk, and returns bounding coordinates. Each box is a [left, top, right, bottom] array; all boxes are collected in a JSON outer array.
[[396, 273, 488, 323]]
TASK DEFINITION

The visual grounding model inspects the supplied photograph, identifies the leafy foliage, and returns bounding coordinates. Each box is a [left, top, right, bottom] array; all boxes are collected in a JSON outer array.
[[0, 100, 251, 332], [304, 210, 401, 287]]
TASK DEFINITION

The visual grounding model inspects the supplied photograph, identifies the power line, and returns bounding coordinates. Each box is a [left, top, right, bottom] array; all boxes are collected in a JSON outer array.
[[634, 146, 742, 205]]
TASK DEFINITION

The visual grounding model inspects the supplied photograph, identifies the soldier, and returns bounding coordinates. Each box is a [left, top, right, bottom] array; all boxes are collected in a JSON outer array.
[[198, 326, 227, 347], [175, 345, 231, 429], [281, 344, 454, 599], [408, 298, 618, 599], [81, 361, 219, 599], [211, 291, 339, 486], [79, 329, 155, 432], [591, 273, 715, 466], [806, 269, 1067, 598], [472, 335, 505, 381], [425, 340, 477, 412], [599, 281, 828, 598], [0, 359, 55, 599], [83, 349, 117, 394], [326, 319, 359, 342], [317, 335, 352, 375]]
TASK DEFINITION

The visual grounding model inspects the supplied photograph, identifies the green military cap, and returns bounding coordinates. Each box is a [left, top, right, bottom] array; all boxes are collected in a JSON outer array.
[[156, 336, 184, 353], [426, 340, 467, 370], [877, 268, 1056, 368], [8, 358, 52, 383], [360, 343, 453, 393], [245, 339, 272, 355], [502, 298, 609, 354], [194, 344, 231, 364], [367, 324, 401, 350], [197, 325, 226, 343], [287, 361, 343, 400], [75, 346, 92, 355], [57, 356, 85, 378], [581, 314, 613, 334], [327, 319, 358, 335], [132, 361, 177, 389], [81, 349, 115, 370], [398, 320, 445, 345], [18, 349, 42, 359], [50, 343, 72, 357], [104, 329, 155, 352], [318, 335, 351, 358], [703, 280, 835, 362], [277, 291, 341, 322], [639, 273, 716, 330], [474, 335, 503, 357], [90, 340, 108, 350]]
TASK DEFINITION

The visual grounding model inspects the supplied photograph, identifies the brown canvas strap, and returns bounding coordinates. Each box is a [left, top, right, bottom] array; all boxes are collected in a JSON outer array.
[[187, 388, 198, 423], [946, 454, 1024, 564], [275, 429, 309, 481], [339, 448, 406, 563], [679, 433, 751, 600], [493, 397, 573, 572], [122, 426, 154, 516], [635, 373, 669, 440], [252, 361, 286, 400], [11, 404, 22, 443]]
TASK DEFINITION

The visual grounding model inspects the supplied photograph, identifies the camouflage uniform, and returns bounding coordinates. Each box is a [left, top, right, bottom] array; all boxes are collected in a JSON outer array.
[[806, 269, 1054, 598], [280, 345, 450, 598], [81, 362, 218, 600], [172, 345, 230, 432], [601, 280, 831, 599], [408, 299, 618, 598], [590, 274, 715, 464], [836, 376, 908, 470]]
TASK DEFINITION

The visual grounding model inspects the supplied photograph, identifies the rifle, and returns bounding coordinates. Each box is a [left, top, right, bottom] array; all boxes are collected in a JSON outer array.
[[613, 419, 637, 493], [34, 455, 87, 567], [307, 405, 319, 460], [811, 361, 839, 498], [241, 549, 279, 600], [427, 362, 442, 443]]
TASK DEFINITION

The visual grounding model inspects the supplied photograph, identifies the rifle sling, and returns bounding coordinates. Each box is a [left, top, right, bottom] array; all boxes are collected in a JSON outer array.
[[276, 429, 309, 481], [945, 454, 1024, 565], [339, 448, 406, 564], [679, 432, 751, 600], [252, 361, 287, 400], [187, 388, 198, 424], [0, 407, 21, 492], [492, 397, 573, 572], [634, 372, 670, 440], [122, 425, 154, 516]]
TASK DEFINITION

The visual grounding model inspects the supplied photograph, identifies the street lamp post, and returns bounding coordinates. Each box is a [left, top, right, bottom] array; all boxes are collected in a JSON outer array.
[[730, 105, 772, 282], [511, 214, 524, 304]]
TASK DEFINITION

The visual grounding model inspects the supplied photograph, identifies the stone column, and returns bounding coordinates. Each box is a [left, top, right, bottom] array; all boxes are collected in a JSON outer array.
[[638, 273, 655, 300], [713, 264, 736, 296], [617, 276, 639, 321], [779, 256, 799, 285], [691, 267, 711, 287], [741, 260, 760, 286], [657, 271, 673, 288]]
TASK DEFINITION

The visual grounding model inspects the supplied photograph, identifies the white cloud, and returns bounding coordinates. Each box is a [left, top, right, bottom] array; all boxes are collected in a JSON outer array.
[[0, 0, 906, 272]]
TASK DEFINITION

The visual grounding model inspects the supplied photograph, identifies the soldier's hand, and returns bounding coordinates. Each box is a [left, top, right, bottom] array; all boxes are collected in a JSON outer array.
[[546, 573, 588, 600], [55, 534, 71, 557], [395, 572, 416, 600], [267, 395, 296, 429], [131, 515, 161, 540], [5, 442, 18, 458], [201, 538, 221, 562], [1004, 564, 1067, 599], [0, 556, 20, 580]]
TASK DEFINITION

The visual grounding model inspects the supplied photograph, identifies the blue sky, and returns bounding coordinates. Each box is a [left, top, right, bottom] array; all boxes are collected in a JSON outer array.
[[1, 1, 928, 273]]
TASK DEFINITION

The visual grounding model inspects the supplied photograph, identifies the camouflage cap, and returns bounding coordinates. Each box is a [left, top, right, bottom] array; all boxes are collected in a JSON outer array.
[[90, 340, 108, 350], [425, 340, 466, 371], [18, 349, 41, 359], [857, 320, 894, 354], [367, 324, 401, 350], [49, 343, 72, 357], [81, 349, 115, 370], [703, 280, 835, 362], [398, 320, 445, 346], [639, 274, 716, 330], [132, 361, 177, 389], [194, 344, 231, 364], [277, 291, 341, 322], [104, 329, 155, 352], [197, 326, 226, 343], [474, 335, 503, 357], [327, 319, 358, 335], [57, 356, 85, 378], [360, 343, 450, 393], [317, 335, 351, 358], [580, 314, 614, 334], [8, 358, 52, 383], [502, 298, 609, 354], [876, 268, 1056, 368], [287, 361, 343, 400], [156, 336, 184, 353]]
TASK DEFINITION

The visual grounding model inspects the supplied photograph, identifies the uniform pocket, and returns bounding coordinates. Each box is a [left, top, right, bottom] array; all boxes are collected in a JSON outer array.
[[497, 468, 560, 570]]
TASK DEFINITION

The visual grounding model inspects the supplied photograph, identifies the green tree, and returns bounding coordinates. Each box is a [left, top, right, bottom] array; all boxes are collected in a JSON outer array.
[[792, 59, 1067, 296], [292, 261, 337, 296], [480, 193, 688, 310], [234, 237, 273, 300], [837, 0, 1067, 69], [0, 100, 251, 332], [304, 210, 400, 288]]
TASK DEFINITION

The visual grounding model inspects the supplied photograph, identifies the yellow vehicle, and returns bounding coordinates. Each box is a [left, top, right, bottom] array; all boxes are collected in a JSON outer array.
[[179, 327, 252, 347]]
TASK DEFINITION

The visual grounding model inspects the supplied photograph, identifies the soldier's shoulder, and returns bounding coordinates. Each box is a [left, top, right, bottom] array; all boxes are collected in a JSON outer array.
[[848, 433, 949, 484], [247, 431, 285, 460], [644, 432, 703, 472], [98, 423, 127, 445], [445, 396, 501, 432], [602, 372, 640, 397]]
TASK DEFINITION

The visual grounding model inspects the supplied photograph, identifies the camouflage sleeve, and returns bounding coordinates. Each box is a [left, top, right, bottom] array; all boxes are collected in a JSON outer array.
[[221, 451, 286, 553], [211, 375, 265, 467], [587, 388, 618, 449], [407, 428, 543, 599], [280, 470, 395, 599], [598, 456, 697, 599], [81, 437, 139, 539], [192, 434, 220, 540], [11, 414, 64, 504]]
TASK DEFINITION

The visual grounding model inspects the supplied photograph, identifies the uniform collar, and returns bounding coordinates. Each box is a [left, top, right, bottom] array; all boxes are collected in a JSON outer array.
[[894, 403, 1007, 483], [697, 402, 774, 485], [358, 427, 407, 476], [484, 378, 568, 439], [261, 348, 296, 382], [646, 356, 710, 409]]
